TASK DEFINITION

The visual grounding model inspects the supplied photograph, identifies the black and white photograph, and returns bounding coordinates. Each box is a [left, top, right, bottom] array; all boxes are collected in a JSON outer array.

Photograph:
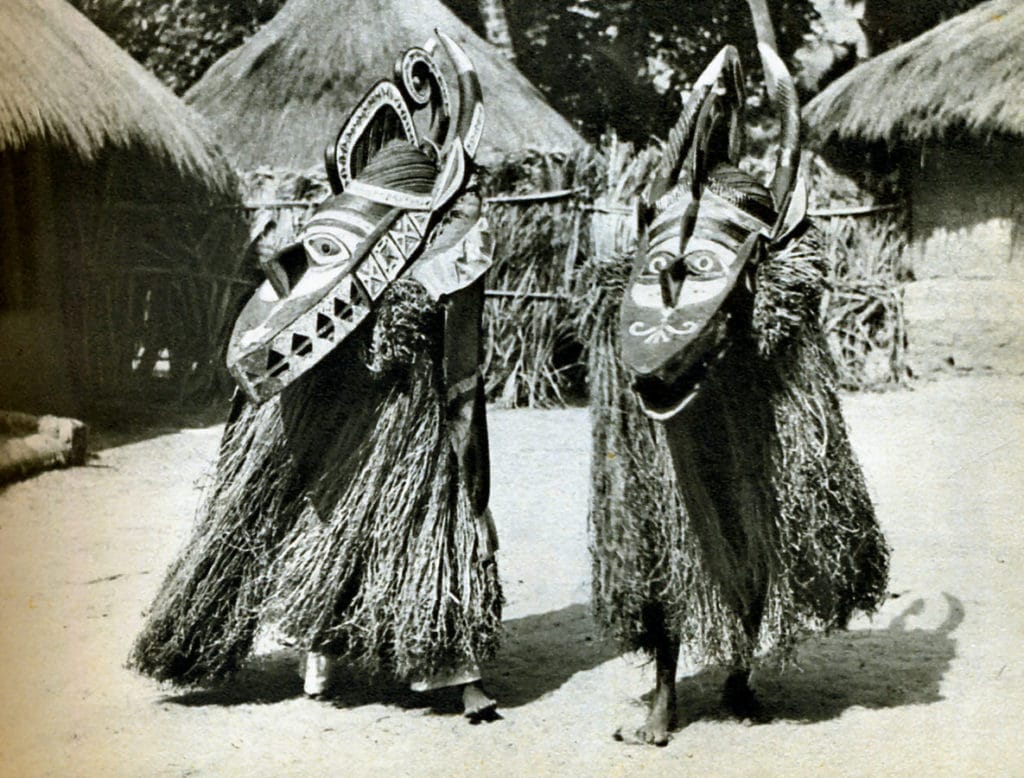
[[1, 0, 1021, 774]]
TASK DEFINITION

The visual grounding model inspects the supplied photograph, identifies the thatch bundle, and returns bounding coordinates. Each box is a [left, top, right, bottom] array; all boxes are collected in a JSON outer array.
[[804, 0, 1024, 146], [800, 153, 911, 389], [587, 138, 662, 265], [818, 215, 911, 389], [0, 0, 248, 418], [186, 0, 584, 170], [478, 149, 604, 407]]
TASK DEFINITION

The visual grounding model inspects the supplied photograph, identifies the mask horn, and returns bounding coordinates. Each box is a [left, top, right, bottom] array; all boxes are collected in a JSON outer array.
[[757, 42, 800, 211], [644, 45, 743, 207], [396, 44, 451, 148], [436, 31, 484, 158]]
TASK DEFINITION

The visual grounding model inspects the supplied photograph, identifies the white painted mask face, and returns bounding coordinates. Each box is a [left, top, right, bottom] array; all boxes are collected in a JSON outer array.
[[622, 186, 771, 383], [225, 33, 487, 406], [618, 42, 805, 419]]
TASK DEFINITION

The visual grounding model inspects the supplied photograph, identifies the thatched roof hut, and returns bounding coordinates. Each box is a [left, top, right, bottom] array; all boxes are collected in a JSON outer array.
[[0, 0, 249, 418], [804, 0, 1024, 146], [186, 0, 585, 170], [804, 0, 1024, 375]]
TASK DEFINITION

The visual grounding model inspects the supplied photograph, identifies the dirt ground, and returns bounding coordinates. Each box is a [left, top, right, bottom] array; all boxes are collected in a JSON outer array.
[[1, 375, 1022, 777]]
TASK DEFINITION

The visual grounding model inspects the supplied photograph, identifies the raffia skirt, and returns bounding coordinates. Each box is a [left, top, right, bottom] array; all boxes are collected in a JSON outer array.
[[129, 281, 502, 686], [580, 251, 889, 665]]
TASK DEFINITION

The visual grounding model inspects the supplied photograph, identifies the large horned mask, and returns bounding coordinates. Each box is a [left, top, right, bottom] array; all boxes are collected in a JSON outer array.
[[227, 33, 487, 405], [620, 43, 808, 419]]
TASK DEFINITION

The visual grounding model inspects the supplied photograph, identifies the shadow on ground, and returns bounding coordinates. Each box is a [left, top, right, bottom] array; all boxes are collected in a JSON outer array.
[[162, 603, 618, 713], [162, 595, 960, 723], [484, 602, 620, 708], [88, 404, 230, 452], [161, 649, 306, 707], [669, 593, 964, 728]]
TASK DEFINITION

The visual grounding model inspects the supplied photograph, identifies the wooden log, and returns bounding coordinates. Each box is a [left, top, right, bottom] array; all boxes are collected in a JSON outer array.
[[0, 412, 88, 485]]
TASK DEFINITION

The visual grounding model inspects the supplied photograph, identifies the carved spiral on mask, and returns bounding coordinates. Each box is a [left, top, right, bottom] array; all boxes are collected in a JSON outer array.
[[395, 47, 451, 149], [397, 48, 447, 108]]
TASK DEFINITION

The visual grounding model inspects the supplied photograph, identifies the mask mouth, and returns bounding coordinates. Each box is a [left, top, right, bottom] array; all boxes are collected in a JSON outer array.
[[633, 312, 731, 420]]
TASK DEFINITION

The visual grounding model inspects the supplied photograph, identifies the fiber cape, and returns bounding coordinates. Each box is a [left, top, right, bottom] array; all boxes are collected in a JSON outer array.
[[130, 277, 501, 685], [578, 44, 889, 669], [578, 232, 889, 665]]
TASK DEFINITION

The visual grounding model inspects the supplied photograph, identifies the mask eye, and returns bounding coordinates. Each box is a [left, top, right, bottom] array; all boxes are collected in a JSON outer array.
[[683, 250, 724, 278], [304, 234, 349, 266], [647, 254, 670, 273]]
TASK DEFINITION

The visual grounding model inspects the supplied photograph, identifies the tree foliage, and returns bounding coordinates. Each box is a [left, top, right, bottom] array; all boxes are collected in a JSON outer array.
[[74, 0, 816, 136], [447, 0, 818, 143], [71, 0, 983, 144], [861, 0, 988, 54], [68, 0, 285, 94]]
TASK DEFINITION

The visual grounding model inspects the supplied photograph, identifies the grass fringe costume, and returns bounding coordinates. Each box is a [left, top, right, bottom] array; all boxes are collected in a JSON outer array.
[[130, 281, 501, 685], [576, 43, 889, 744], [577, 228, 888, 664], [130, 36, 503, 694]]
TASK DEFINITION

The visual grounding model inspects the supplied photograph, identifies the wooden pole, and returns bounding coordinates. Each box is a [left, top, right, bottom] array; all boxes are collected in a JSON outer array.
[[0, 412, 88, 485]]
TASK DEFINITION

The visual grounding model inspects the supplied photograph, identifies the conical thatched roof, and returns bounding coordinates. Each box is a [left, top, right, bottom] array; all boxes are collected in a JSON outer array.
[[186, 0, 585, 169], [804, 0, 1024, 145], [0, 0, 234, 190]]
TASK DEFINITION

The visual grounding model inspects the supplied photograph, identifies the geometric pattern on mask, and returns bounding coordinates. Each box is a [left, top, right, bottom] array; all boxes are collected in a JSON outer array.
[[230, 210, 433, 403]]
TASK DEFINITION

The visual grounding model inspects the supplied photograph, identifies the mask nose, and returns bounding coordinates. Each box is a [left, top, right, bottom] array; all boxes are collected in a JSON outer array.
[[261, 242, 307, 298], [659, 200, 700, 308]]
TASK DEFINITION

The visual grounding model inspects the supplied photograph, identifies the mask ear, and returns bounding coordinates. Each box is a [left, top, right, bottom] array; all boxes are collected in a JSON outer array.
[[429, 136, 468, 212], [735, 231, 765, 295], [636, 196, 654, 233], [643, 45, 743, 205], [634, 200, 651, 265], [436, 32, 484, 157], [757, 42, 801, 210]]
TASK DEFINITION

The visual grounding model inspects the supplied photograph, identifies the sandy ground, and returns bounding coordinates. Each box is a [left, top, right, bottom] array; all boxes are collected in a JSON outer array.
[[1, 375, 1023, 777]]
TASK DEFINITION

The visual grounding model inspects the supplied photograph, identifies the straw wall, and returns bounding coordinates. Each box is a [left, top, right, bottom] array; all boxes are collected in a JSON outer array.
[[0, 143, 250, 419]]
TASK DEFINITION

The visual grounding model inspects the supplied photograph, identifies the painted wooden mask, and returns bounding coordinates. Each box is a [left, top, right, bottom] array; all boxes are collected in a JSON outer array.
[[620, 43, 808, 419], [227, 33, 487, 404]]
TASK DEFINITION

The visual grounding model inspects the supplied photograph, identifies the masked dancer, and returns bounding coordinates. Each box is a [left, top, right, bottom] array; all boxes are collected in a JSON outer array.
[[577, 42, 889, 745], [130, 34, 502, 721]]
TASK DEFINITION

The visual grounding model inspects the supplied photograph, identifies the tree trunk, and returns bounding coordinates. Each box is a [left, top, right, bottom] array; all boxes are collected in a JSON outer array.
[[477, 0, 515, 61]]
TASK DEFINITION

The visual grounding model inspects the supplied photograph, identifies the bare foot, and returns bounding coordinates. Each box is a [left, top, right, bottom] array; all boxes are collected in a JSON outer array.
[[615, 625, 680, 746], [614, 683, 677, 746], [462, 682, 500, 723], [722, 669, 765, 721], [613, 708, 676, 746]]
